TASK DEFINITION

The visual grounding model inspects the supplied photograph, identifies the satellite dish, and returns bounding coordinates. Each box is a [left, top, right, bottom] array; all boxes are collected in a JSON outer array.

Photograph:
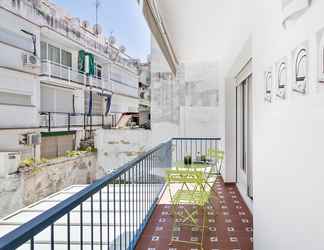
[[82, 20, 90, 29], [109, 35, 116, 45], [119, 45, 126, 54]]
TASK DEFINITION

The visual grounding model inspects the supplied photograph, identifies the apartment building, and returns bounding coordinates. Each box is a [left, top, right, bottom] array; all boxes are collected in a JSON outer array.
[[0, 0, 140, 162]]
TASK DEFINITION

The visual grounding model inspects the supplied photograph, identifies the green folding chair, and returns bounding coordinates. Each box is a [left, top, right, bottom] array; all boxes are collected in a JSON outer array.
[[166, 164, 217, 250], [207, 149, 224, 176]]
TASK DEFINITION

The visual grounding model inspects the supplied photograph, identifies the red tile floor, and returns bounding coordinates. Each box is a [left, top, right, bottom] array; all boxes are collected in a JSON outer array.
[[136, 176, 253, 250]]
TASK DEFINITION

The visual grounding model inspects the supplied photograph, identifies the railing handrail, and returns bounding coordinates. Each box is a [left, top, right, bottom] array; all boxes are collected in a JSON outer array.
[[172, 137, 221, 141], [41, 60, 109, 82], [39, 111, 104, 117], [0, 139, 172, 250]]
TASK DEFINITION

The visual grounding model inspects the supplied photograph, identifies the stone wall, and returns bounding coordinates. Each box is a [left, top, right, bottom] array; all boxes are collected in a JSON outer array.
[[0, 153, 102, 218]]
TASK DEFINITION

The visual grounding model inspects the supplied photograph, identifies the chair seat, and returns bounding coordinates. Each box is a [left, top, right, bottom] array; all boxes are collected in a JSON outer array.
[[166, 169, 206, 183], [173, 190, 210, 206]]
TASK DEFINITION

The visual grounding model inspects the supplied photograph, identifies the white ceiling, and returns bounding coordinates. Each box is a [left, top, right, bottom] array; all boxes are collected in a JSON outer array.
[[156, 0, 253, 69]]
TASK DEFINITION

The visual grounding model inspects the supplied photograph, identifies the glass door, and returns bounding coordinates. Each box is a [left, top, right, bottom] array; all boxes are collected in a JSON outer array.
[[236, 75, 253, 199]]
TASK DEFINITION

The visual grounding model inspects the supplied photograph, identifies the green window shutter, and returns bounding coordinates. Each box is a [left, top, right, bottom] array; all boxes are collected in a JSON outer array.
[[78, 50, 85, 73]]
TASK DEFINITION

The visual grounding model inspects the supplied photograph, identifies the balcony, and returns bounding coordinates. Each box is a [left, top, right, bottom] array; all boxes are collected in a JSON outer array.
[[0, 138, 253, 250], [40, 60, 112, 91], [39, 112, 112, 132], [139, 90, 151, 107]]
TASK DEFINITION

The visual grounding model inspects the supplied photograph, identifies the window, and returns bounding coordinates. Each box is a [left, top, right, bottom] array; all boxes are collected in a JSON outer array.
[[11, 0, 21, 9], [40, 41, 47, 61], [95, 64, 102, 79], [61, 49, 72, 68], [0, 91, 32, 106], [48, 44, 60, 64]]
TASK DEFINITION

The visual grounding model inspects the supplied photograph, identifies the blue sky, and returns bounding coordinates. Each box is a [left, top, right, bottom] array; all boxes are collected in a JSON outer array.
[[54, 0, 151, 61]]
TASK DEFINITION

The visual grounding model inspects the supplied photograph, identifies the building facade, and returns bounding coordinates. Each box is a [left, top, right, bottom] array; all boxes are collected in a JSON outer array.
[[0, 0, 140, 162]]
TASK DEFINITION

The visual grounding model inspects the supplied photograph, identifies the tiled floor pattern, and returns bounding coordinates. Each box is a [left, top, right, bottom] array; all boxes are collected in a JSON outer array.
[[136, 177, 253, 250]]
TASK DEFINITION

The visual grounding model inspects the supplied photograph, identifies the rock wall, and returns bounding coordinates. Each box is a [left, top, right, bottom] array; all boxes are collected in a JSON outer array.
[[0, 153, 102, 218]]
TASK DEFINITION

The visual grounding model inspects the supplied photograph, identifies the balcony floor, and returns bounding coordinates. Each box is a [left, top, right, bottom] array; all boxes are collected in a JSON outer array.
[[136, 177, 253, 250]]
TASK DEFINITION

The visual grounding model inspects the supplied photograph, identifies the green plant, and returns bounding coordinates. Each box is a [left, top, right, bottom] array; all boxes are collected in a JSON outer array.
[[20, 158, 34, 167], [20, 157, 49, 168], [86, 146, 97, 153], [65, 150, 82, 157], [37, 158, 49, 164], [79, 146, 97, 153]]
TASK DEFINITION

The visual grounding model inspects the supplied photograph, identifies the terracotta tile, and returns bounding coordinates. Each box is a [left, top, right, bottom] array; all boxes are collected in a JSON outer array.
[[136, 177, 253, 250]]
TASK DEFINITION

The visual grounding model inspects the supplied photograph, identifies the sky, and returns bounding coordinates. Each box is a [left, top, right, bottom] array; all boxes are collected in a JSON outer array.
[[54, 0, 151, 62]]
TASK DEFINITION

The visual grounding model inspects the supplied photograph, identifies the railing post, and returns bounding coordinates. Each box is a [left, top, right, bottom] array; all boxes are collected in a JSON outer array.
[[48, 112, 51, 132], [68, 113, 71, 131], [83, 113, 86, 130], [68, 67, 71, 84], [90, 114, 93, 137], [48, 61, 51, 79]]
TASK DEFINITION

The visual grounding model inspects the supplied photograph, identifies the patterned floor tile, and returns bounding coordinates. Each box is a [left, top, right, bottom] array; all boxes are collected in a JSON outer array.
[[136, 177, 253, 250]]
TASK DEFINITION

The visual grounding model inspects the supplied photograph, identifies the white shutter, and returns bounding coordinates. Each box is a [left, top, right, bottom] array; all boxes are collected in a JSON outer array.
[[40, 85, 55, 112], [55, 89, 73, 113]]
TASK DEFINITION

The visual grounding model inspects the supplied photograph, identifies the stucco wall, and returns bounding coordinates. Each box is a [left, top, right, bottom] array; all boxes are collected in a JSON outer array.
[[150, 38, 222, 145], [254, 1, 324, 249], [0, 153, 101, 218], [96, 129, 152, 172]]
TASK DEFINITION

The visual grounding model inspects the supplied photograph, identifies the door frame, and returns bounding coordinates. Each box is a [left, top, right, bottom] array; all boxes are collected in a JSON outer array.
[[235, 59, 253, 200]]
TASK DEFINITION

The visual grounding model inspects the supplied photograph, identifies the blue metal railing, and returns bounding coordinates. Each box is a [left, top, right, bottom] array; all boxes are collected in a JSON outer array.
[[0, 138, 220, 250], [172, 137, 221, 162]]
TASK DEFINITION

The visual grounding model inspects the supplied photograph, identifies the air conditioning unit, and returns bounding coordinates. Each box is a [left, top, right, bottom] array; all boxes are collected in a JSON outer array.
[[22, 53, 39, 68], [0, 152, 20, 177], [27, 133, 41, 145]]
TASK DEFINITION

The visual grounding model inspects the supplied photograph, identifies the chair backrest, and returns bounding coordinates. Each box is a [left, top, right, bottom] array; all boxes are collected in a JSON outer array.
[[207, 149, 224, 161]]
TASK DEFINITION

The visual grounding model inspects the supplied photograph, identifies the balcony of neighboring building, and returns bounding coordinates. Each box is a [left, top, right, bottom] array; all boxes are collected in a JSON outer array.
[[0, 0, 138, 75], [138, 83, 151, 107], [39, 41, 112, 92]]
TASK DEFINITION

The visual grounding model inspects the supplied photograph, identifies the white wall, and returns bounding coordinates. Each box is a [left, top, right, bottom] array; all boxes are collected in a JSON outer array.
[[253, 0, 324, 249], [150, 37, 222, 144], [150, 0, 254, 166], [0, 8, 40, 129]]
